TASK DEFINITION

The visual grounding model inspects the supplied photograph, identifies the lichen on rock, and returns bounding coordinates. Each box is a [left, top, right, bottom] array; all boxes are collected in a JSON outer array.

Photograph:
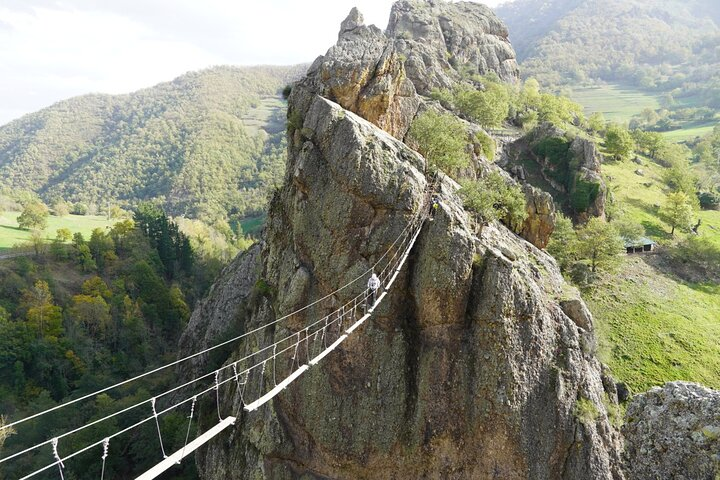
[[623, 382, 720, 479]]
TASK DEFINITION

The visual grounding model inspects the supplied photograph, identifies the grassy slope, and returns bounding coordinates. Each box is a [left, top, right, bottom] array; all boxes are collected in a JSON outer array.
[[570, 85, 661, 123], [570, 84, 717, 142], [602, 157, 720, 248], [585, 157, 720, 392], [241, 96, 286, 137], [0, 211, 114, 251], [660, 123, 717, 142], [239, 214, 266, 237], [587, 258, 720, 392]]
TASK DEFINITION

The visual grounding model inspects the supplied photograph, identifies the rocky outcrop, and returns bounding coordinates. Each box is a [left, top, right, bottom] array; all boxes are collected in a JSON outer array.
[[179, 244, 262, 377], [519, 184, 556, 249], [299, 7, 419, 139], [184, 92, 624, 479], [298, 1, 520, 141], [569, 136, 607, 222], [504, 124, 606, 223], [180, 3, 625, 479], [623, 382, 720, 479], [387, 0, 519, 94]]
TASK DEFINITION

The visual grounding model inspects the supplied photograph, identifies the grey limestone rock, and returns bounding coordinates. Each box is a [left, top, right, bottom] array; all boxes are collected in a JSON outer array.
[[387, 0, 519, 95], [183, 95, 624, 480], [180, 3, 625, 479], [623, 382, 720, 480]]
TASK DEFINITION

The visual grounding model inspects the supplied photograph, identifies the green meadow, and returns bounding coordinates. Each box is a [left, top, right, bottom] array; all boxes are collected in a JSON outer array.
[[587, 258, 720, 393], [241, 95, 286, 137], [601, 156, 720, 248], [0, 211, 115, 252], [570, 83, 717, 142], [585, 156, 720, 393], [570, 84, 661, 123]]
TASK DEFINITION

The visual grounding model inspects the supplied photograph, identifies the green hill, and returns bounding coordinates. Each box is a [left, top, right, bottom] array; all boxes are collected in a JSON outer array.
[[498, 0, 720, 140], [0, 65, 306, 223], [587, 154, 720, 392], [498, 0, 719, 91]]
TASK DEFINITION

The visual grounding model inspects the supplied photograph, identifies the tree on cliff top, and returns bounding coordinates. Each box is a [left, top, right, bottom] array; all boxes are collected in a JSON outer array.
[[459, 172, 528, 227], [408, 110, 469, 174]]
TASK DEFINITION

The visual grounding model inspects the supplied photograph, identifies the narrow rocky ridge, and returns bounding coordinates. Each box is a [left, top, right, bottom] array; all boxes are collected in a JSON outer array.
[[179, 3, 625, 479]]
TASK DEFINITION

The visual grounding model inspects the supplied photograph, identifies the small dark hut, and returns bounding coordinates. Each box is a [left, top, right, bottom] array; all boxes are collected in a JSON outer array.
[[624, 237, 657, 254]]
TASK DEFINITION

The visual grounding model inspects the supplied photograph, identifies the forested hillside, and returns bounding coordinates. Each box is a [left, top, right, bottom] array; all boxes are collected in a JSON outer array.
[[497, 0, 720, 107], [0, 65, 305, 224], [0, 206, 217, 478]]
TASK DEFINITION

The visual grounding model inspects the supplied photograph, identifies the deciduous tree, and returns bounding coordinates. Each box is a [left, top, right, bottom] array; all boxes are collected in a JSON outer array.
[[459, 172, 528, 227], [17, 202, 49, 230], [664, 191, 694, 235], [575, 218, 624, 273], [408, 110, 469, 174], [547, 214, 576, 271], [605, 125, 635, 161]]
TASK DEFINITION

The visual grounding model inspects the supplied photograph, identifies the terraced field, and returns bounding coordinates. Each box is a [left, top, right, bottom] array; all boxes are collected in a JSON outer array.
[[570, 83, 718, 142], [570, 84, 661, 123]]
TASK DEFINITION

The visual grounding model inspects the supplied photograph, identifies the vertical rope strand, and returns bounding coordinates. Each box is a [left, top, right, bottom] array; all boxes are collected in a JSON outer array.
[[304, 327, 310, 363], [177, 396, 197, 465], [291, 332, 300, 370], [260, 360, 267, 393], [100, 438, 109, 480], [151, 397, 168, 459], [233, 362, 249, 416], [272, 344, 277, 387], [51, 437, 65, 480], [214, 370, 222, 422]]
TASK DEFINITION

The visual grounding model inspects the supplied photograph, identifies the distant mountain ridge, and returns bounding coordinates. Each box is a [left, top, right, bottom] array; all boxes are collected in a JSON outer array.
[[497, 0, 720, 104], [0, 65, 307, 221]]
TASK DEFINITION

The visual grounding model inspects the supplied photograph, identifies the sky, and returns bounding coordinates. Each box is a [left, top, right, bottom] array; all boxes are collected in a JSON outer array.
[[0, 0, 507, 125]]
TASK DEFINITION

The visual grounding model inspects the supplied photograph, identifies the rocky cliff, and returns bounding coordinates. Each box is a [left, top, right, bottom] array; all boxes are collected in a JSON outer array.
[[503, 124, 607, 224], [623, 382, 720, 479], [387, 0, 519, 94], [179, 2, 624, 479]]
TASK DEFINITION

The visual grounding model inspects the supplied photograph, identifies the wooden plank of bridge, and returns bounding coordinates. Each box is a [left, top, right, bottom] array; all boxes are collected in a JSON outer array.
[[346, 313, 371, 334], [244, 365, 310, 412], [135, 416, 236, 480], [310, 334, 348, 366]]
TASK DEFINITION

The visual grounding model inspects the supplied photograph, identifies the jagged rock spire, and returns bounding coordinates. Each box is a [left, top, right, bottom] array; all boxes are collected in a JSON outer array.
[[339, 7, 364, 36]]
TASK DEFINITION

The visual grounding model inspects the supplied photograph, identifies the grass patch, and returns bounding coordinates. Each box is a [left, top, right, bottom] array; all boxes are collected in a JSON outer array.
[[570, 84, 661, 124], [603, 394, 625, 428], [586, 257, 720, 393], [586, 154, 720, 393], [660, 122, 717, 143], [239, 214, 266, 237], [574, 397, 600, 426], [241, 95, 286, 137], [570, 83, 717, 142], [0, 212, 115, 252], [602, 157, 720, 248]]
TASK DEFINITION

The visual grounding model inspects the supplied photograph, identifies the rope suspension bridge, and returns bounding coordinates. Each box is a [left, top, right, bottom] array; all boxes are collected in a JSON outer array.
[[0, 181, 436, 480]]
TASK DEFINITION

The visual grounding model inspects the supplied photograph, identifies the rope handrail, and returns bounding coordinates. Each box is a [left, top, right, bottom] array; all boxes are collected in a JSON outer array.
[[4, 178, 438, 479], [0, 186, 429, 434]]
